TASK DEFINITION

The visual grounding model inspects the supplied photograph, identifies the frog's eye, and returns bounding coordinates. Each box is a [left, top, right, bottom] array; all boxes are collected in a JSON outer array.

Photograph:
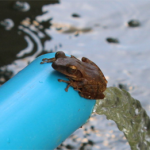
[[67, 65, 77, 74], [55, 51, 65, 58]]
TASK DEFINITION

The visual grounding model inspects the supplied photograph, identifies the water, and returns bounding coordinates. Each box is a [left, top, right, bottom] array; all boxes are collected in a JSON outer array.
[[1, 0, 150, 149]]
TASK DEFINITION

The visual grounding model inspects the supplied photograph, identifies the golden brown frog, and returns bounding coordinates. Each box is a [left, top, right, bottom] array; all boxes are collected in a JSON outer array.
[[40, 51, 107, 99]]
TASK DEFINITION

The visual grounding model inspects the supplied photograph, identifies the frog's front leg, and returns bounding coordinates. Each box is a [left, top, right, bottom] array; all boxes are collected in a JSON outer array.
[[58, 79, 71, 92], [58, 79, 78, 92], [40, 58, 56, 64]]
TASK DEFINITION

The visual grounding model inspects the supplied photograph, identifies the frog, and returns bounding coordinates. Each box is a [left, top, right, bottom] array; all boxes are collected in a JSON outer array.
[[40, 51, 107, 99]]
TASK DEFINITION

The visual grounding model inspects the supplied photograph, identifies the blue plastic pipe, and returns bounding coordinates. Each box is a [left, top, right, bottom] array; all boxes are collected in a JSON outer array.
[[0, 53, 96, 149]]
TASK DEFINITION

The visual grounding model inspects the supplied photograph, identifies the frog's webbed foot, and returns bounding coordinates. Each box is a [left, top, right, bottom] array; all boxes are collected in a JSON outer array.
[[40, 58, 56, 64], [65, 84, 71, 92], [58, 79, 71, 92]]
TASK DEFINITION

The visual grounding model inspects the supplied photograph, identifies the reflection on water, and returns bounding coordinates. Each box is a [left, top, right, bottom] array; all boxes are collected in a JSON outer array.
[[0, 1, 59, 68]]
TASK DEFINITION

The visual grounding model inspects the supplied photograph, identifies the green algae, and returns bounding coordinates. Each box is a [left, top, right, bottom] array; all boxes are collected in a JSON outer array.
[[94, 87, 150, 150]]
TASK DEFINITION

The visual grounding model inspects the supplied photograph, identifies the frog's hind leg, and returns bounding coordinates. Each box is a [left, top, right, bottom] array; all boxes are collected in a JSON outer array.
[[79, 91, 105, 99], [82, 57, 107, 84], [40, 58, 56, 64], [96, 93, 105, 99], [79, 92, 93, 99]]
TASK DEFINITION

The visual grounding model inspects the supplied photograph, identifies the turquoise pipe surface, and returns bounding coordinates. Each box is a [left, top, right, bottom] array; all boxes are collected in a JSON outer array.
[[0, 53, 96, 150]]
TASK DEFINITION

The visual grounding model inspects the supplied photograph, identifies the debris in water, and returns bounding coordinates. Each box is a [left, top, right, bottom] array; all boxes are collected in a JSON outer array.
[[128, 20, 140, 27], [13, 1, 30, 12], [0, 19, 14, 30], [59, 43, 62, 47], [118, 83, 128, 91], [65, 144, 74, 149], [72, 13, 80, 18], [74, 31, 79, 36], [56, 27, 62, 31], [106, 37, 119, 43]]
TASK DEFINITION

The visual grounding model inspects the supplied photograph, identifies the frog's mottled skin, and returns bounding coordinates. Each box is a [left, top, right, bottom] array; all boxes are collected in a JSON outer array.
[[41, 51, 107, 99]]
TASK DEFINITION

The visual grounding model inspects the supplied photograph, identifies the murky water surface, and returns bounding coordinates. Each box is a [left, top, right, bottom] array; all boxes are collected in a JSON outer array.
[[1, 0, 150, 149]]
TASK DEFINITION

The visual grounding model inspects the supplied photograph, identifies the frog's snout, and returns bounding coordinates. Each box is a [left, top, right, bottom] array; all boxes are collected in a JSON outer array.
[[52, 59, 63, 70]]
